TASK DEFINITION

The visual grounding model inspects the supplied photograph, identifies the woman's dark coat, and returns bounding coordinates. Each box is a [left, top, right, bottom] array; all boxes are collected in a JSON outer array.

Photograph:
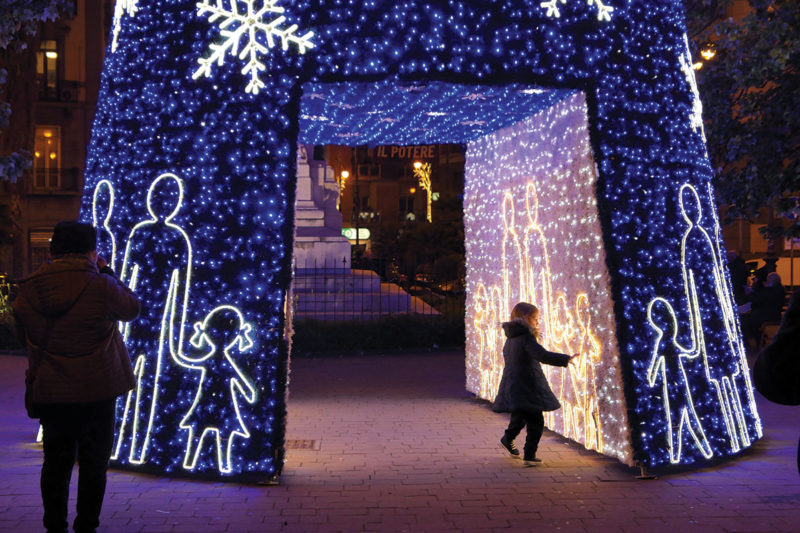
[[753, 288, 800, 475], [754, 288, 800, 406], [492, 318, 571, 413], [13, 256, 140, 404]]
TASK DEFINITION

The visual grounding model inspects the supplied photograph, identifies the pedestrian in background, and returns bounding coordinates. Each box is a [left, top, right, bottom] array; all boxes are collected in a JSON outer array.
[[12, 221, 140, 533], [727, 249, 748, 304], [493, 302, 577, 466], [752, 254, 779, 292], [742, 271, 786, 349]]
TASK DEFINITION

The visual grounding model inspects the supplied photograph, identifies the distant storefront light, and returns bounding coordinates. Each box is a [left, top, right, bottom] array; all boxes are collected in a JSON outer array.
[[342, 228, 370, 241]]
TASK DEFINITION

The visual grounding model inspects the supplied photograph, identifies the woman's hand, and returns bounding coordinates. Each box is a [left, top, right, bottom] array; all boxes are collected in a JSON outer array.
[[568, 353, 580, 365]]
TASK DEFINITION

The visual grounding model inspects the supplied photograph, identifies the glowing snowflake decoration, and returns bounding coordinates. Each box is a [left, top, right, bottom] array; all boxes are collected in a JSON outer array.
[[541, 0, 613, 21], [193, 0, 315, 95], [111, 0, 138, 52]]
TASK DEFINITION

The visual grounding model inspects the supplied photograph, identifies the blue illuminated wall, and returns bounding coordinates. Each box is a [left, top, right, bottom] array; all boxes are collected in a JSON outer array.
[[81, 0, 760, 479]]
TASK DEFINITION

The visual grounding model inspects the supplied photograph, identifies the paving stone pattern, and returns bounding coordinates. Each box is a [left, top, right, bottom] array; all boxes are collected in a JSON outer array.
[[1, 351, 799, 532]]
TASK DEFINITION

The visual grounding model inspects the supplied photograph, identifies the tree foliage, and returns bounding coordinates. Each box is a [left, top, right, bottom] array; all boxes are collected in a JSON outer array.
[[687, 0, 800, 223], [370, 192, 465, 288]]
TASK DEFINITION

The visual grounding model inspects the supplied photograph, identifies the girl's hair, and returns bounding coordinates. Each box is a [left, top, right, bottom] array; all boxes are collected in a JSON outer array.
[[510, 302, 540, 339]]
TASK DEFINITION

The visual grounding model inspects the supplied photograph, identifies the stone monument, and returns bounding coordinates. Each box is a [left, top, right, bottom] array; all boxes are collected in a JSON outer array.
[[293, 144, 351, 271], [292, 144, 437, 320]]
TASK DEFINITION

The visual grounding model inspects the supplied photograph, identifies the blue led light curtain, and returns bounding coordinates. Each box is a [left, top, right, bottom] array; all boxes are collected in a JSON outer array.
[[81, 0, 760, 479]]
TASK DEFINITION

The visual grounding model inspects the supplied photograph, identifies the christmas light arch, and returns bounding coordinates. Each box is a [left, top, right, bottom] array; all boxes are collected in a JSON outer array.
[[81, 0, 761, 481]]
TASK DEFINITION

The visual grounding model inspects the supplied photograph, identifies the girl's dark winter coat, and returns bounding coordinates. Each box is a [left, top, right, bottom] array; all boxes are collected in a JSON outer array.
[[492, 318, 571, 413]]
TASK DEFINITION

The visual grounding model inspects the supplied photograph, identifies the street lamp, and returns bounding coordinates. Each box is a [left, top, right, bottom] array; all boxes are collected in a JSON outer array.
[[337, 170, 349, 210], [412, 161, 432, 223]]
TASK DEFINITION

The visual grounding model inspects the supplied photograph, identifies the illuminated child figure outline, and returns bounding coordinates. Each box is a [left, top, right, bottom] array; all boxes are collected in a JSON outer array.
[[92, 179, 117, 271], [113, 172, 193, 465], [574, 293, 603, 452], [473, 282, 493, 398], [171, 305, 258, 474], [486, 285, 506, 396], [646, 295, 713, 463], [547, 292, 577, 435], [472, 281, 506, 399]]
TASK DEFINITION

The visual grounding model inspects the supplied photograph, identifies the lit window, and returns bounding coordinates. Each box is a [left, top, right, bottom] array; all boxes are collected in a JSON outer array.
[[36, 40, 58, 98], [33, 126, 61, 190], [29, 230, 52, 272]]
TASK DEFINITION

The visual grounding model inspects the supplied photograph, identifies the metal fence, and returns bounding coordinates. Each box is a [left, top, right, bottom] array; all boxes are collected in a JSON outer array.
[[1, 257, 466, 324], [292, 256, 465, 321]]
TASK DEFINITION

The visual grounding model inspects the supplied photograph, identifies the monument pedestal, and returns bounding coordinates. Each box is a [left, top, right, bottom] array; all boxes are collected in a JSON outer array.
[[293, 145, 351, 271]]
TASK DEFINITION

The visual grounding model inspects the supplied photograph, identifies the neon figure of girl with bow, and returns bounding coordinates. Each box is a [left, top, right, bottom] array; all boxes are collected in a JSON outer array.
[[173, 305, 257, 473]]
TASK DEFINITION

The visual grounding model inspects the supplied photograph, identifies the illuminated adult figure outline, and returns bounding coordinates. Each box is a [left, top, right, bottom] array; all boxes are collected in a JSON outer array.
[[169, 304, 257, 474], [92, 179, 117, 270], [501, 192, 525, 318], [522, 181, 555, 343], [520, 179, 574, 433], [647, 296, 713, 463], [705, 182, 762, 441], [678, 183, 749, 452], [113, 172, 193, 464]]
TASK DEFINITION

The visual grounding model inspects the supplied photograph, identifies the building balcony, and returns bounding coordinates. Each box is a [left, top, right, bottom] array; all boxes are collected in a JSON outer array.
[[36, 78, 85, 103], [27, 167, 82, 195]]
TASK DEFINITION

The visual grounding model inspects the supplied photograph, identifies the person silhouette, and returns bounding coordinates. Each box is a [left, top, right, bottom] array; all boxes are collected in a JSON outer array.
[[113, 173, 193, 464], [171, 305, 257, 474], [501, 192, 525, 318], [678, 183, 757, 452], [92, 180, 117, 271], [647, 297, 713, 463]]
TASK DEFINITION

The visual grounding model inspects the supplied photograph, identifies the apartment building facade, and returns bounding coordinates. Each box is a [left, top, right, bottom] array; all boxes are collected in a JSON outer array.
[[1, 0, 110, 278]]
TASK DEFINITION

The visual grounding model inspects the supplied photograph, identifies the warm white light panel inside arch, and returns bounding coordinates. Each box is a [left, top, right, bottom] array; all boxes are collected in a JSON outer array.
[[464, 91, 632, 464]]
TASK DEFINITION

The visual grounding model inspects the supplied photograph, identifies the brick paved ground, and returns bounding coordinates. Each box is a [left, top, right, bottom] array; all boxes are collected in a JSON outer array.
[[1, 350, 799, 532]]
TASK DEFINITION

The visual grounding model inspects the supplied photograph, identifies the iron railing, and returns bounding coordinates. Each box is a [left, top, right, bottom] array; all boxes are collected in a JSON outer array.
[[292, 256, 464, 321]]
